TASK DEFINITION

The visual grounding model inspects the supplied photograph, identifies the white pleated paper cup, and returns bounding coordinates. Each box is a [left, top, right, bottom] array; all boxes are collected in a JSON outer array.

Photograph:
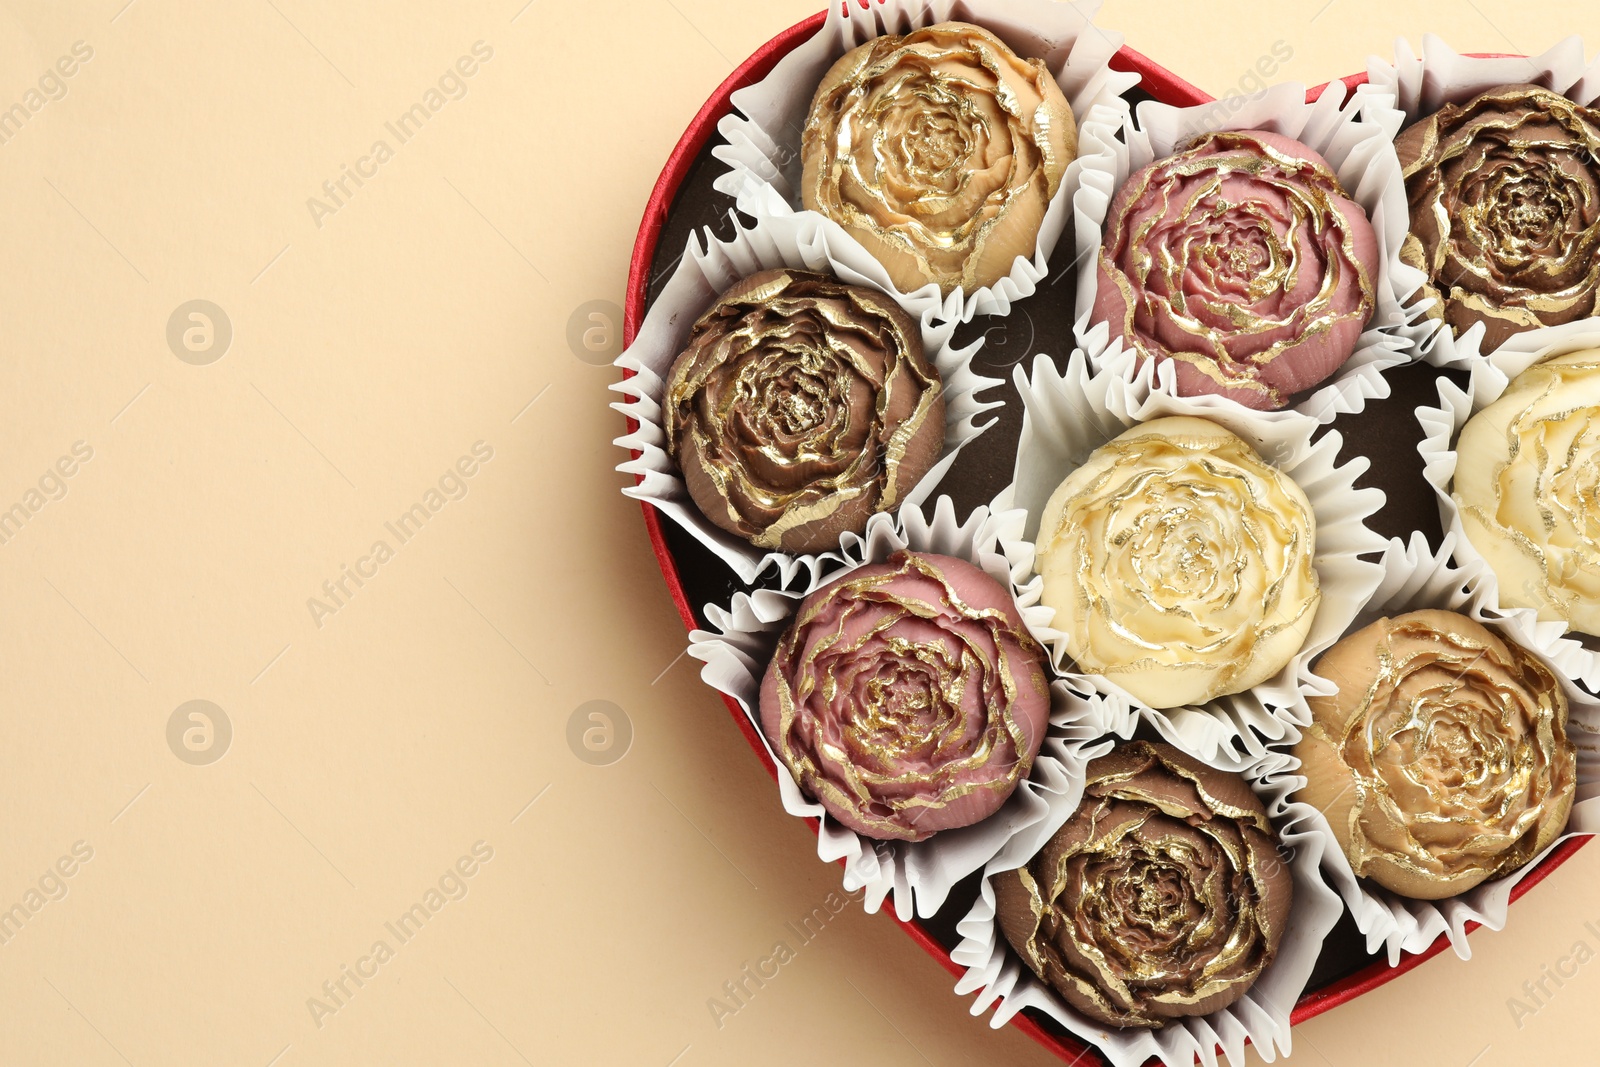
[[1072, 80, 1418, 425], [999, 350, 1387, 767], [1283, 532, 1600, 962], [952, 727, 1343, 1067], [686, 498, 1107, 920], [711, 0, 1140, 324], [1417, 327, 1600, 694], [611, 211, 1002, 585], [1363, 35, 1600, 367]]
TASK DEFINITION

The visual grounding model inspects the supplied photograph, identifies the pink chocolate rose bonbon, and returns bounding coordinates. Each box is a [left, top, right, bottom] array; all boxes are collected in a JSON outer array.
[[759, 550, 1052, 842], [1094, 130, 1379, 410]]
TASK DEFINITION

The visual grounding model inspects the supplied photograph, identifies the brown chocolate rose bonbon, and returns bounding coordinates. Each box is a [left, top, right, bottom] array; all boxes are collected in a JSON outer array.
[[1395, 84, 1600, 352], [759, 550, 1052, 842], [994, 741, 1292, 1028], [662, 268, 943, 554], [1093, 130, 1379, 410], [800, 22, 1076, 297], [1295, 609, 1575, 900]]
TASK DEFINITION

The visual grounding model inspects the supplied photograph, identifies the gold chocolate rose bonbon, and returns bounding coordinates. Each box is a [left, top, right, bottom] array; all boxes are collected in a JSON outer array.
[[1033, 416, 1321, 708], [1295, 609, 1575, 899], [800, 22, 1076, 297]]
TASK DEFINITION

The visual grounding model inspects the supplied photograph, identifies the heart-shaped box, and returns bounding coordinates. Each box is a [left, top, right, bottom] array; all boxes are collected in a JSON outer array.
[[616, 11, 1594, 1063]]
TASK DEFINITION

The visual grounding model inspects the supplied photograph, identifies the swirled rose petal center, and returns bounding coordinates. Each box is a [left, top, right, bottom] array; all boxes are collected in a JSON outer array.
[[886, 95, 981, 198], [1089, 460, 1281, 652], [735, 350, 847, 445], [1188, 210, 1284, 303]]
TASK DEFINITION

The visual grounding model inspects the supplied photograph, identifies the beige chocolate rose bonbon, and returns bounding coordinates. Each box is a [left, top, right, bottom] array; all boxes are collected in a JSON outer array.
[[1032, 416, 1320, 708], [800, 22, 1076, 297], [1295, 609, 1574, 900]]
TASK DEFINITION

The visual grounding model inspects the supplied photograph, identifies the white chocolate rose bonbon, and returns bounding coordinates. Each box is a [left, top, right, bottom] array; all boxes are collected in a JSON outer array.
[[1455, 349, 1600, 635], [1033, 416, 1320, 708]]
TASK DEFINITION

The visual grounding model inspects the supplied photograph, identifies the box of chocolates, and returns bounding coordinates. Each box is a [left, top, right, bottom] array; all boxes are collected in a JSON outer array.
[[612, 4, 1600, 1062]]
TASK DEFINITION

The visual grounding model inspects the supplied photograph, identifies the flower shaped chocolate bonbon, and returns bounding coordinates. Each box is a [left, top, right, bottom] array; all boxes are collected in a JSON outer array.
[[800, 21, 1076, 296], [662, 269, 943, 554], [1396, 84, 1600, 352], [759, 550, 1052, 842], [1094, 130, 1378, 410], [1295, 609, 1575, 899], [1454, 349, 1600, 635], [994, 741, 1293, 1028], [1033, 415, 1321, 708]]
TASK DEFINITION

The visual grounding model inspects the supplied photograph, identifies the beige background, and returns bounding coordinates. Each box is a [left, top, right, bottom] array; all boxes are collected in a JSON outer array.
[[1, 0, 1598, 1064]]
